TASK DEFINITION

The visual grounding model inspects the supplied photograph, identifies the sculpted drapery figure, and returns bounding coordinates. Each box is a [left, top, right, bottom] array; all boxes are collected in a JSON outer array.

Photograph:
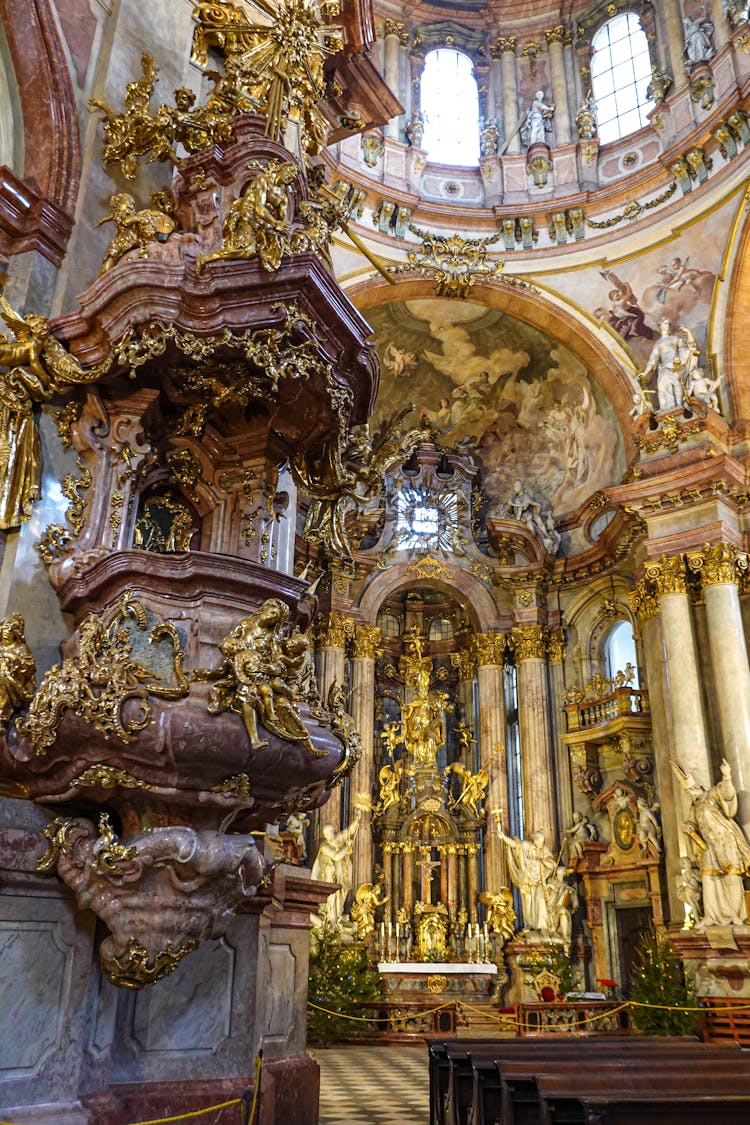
[[640, 318, 700, 412], [479, 888, 516, 941], [349, 880, 388, 940], [524, 90, 555, 147], [311, 813, 361, 928], [446, 762, 488, 818], [544, 866, 578, 949], [563, 810, 598, 862], [683, 16, 714, 64], [0, 612, 36, 729], [497, 826, 557, 933], [202, 598, 324, 757], [673, 758, 750, 927], [0, 294, 104, 528]]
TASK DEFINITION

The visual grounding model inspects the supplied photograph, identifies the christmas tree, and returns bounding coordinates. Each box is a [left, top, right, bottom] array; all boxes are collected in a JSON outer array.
[[630, 925, 697, 1036], [307, 927, 384, 1045]]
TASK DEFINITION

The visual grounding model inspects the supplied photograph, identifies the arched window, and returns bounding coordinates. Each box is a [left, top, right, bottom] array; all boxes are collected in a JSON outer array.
[[420, 49, 480, 166], [377, 611, 401, 638], [429, 617, 453, 641], [590, 13, 655, 144], [603, 619, 639, 685]]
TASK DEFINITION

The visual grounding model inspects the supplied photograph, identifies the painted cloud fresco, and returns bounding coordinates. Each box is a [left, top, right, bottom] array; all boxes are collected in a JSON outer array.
[[368, 298, 624, 519]]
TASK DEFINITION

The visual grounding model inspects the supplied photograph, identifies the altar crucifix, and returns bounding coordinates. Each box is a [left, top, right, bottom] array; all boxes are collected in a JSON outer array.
[[417, 849, 441, 903]]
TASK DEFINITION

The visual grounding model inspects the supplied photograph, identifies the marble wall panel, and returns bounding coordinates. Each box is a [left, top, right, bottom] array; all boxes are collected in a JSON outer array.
[[131, 938, 234, 1053], [112, 915, 259, 1083]]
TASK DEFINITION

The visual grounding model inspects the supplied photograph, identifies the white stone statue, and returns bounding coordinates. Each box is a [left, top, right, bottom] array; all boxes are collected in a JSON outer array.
[[675, 855, 702, 929], [523, 90, 555, 147], [311, 811, 361, 928], [544, 866, 578, 949], [563, 810, 598, 862], [284, 811, 309, 860], [497, 825, 557, 933], [507, 479, 559, 554], [684, 15, 715, 64], [672, 758, 750, 927], [722, 1, 750, 28], [636, 796, 662, 856], [685, 365, 722, 411], [640, 317, 694, 412]]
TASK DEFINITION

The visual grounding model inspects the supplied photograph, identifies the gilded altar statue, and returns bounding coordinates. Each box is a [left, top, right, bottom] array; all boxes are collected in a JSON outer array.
[[97, 192, 176, 273], [446, 762, 488, 818], [398, 631, 449, 772], [479, 888, 516, 941], [198, 160, 299, 274], [201, 598, 325, 757], [414, 901, 448, 961], [377, 759, 403, 813], [350, 881, 388, 940], [0, 612, 36, 730], [0, 294, 106, 528]]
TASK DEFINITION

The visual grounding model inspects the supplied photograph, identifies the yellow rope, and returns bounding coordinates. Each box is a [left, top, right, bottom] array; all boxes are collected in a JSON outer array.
[[123, 1099, 243, 1125]]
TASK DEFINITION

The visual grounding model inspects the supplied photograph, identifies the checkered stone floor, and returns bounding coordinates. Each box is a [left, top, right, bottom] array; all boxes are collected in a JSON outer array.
[[312, 1044, 429, 1124]]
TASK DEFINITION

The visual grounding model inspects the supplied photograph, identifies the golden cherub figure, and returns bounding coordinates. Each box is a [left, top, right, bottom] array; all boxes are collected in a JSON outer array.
[[198, 160, 299, 274], [377, 759, 403, 813], [446, 762, 489, 818], [96, 192, 176, 273], [479, 888, 516, 941], [0, 294, 102, 528], [200, 599, 325, 758]]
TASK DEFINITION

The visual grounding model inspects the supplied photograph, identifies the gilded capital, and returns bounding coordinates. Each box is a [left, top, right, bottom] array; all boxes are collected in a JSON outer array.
[[643, 554, 687, 597], [511, 624, 549, 662], [494, 36, 517, 56], [545, 25, 565, 46], [547, 627, 566, 664], [471, 631, 507, 666], [686, 542, 749, 588], [383, 18, 408, 45], [629, 578, 660, 622], [316, 612, 354, 649], [450, 647, 476, 680], [353, 623, 382, 659]]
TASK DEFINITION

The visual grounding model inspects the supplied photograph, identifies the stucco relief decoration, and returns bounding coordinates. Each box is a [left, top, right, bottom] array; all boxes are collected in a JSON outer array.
[[369, 299, 623, 524]]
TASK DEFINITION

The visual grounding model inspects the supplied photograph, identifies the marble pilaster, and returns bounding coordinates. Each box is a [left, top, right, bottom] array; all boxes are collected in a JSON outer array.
[[547, 628, 573, 834], [349, 624, 382, 893], [545, 27, 570, 144], [643, 556, 711, 789], [661, 0, 689, 89], [498, 39, 520, 154], [513, 625, 557, 847], [313, 614, 352, 844], [633, 591, 683, 919], [472, 633, 508, 889], [383, 21, 406, 139], [687, 544, 750, 836]]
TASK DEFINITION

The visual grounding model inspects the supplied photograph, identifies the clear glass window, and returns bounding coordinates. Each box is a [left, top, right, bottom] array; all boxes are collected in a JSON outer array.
[[394, 485, 459, 552], [591, 13, 655, 144], [603, 619, 639, 685], [420, 48, 480, 166], [377, 612, 401, 638], [429, 617, 454, 641]]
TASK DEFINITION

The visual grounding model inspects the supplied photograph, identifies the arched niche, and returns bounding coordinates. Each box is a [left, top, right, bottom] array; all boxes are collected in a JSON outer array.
[[356, 562, 500, 633], [724, 202, 750, 423]]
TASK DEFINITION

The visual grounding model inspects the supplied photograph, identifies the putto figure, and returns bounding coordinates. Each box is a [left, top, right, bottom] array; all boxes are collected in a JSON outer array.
[[201, 598, 324, 757]]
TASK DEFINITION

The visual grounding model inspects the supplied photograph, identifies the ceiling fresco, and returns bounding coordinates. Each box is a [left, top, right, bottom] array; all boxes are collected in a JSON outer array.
[[368, 298, 625, 520]]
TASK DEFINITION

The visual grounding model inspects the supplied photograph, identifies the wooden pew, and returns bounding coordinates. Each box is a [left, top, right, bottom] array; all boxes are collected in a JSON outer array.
[[536, 1069, 750, 1125], [497, 1043, 744, 1125], [437, 1036, 709, 1125]]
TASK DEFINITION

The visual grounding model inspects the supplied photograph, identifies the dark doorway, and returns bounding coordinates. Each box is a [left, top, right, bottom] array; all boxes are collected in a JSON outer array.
[[615, 905, 652, 997]]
